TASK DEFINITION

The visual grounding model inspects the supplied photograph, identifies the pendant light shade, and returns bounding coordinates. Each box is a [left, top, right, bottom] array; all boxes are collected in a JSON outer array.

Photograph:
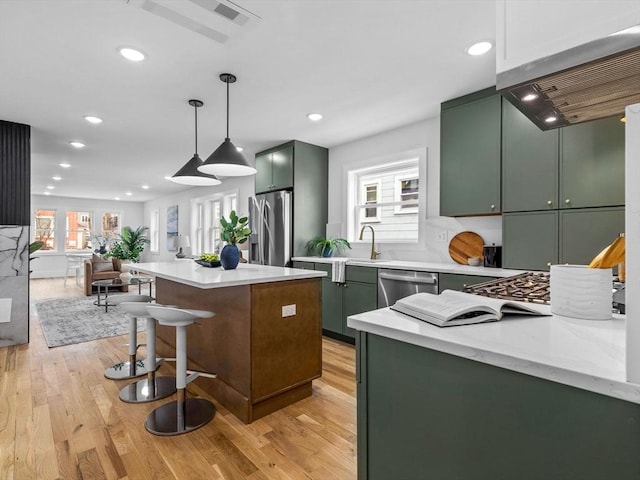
[[198, 73, 257, 177], [170, 99, 221, 186]]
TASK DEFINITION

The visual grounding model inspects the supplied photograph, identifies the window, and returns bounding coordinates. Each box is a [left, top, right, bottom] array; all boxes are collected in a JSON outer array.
[[65, 211, 92, 251], [348, 157, 420, 243], [191, 191, 238, 256], [34, 209, 56, 250], [101, 212, 121, 241], [149, 209, 159, 253]]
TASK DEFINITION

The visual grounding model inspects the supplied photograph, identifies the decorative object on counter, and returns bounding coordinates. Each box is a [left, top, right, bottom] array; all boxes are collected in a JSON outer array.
[[305, 236, 351, 258], [198, 73, 257, 177], [483, 244, 502, 268], [467, 257, 482, 266], [463, 272, 550, 304], [550, 264, 613, 320], [170, 99, 221, 186], [103, 226, 149, 263], [589, 233, 625, 281], [448, 231, 484, 265], [174, 235, 190, 258], [195, 253, 221, 268], [220, 210, 251, 270]]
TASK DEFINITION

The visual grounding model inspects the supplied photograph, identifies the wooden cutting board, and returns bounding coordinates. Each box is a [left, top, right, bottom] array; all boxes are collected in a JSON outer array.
[[449, 231, 485, 265]]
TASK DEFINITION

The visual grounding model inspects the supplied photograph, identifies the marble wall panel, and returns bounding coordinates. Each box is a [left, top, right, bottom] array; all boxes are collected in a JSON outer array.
[[0, 225, 29, 276], [0, 275, 29, 346]]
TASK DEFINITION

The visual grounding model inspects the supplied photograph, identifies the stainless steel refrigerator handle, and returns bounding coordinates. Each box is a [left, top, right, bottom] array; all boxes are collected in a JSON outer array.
[[259, 198, 267, 265], [378, 272, 437, 284]]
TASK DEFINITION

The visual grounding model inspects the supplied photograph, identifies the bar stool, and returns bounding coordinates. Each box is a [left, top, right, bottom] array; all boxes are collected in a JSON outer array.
[[104, 295, 161, 380], [144, 305, 217, 436], [116, 301, 176, 403]]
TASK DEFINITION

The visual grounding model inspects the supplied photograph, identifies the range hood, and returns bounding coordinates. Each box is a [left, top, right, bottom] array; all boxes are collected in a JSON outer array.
[[497, 27, 640, 130]]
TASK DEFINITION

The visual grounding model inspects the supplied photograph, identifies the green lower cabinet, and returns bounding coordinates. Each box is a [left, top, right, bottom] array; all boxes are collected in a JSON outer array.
[[438, 273, 498, 293], [321, 277, 343, 334], [343, 281, 377, 338], [357, 332, 640, 480]]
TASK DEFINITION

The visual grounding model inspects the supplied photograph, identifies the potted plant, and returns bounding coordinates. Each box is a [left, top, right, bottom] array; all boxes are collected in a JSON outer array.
[[219, 210, 251, 270], [305, 236, 351, 257], [103, 226, 150, 263]]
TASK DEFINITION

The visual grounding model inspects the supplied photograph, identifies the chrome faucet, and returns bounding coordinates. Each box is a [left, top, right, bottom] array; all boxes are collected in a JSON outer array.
[[359, 225, 380, 260]]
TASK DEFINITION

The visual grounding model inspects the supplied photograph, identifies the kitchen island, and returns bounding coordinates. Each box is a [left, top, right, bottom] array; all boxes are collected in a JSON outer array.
[[129, 261, 326, 423], [348, 307, 640, 480]]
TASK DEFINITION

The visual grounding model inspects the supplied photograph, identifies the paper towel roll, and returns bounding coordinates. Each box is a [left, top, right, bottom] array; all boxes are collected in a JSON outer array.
[[550, 265, 613, 320]]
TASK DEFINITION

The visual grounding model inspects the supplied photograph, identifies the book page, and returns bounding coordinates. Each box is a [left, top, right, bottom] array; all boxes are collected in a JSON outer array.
[[393, 290, 497, 321]]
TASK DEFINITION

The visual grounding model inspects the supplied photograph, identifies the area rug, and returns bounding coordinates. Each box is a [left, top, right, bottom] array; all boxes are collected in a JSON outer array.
[[34, 295, 146, 348]]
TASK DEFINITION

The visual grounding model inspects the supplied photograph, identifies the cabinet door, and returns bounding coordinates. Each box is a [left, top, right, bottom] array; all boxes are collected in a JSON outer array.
[[503, 211, 558, 271], [560, 207, 625, 265], [343, 282, 377, 339], [270, 145, 294, 191], [438, 273, 498, 293], [255, 152, 272, 193], [321, 278, 344, 334], [440, 93, 501, 216], [560, 115, 625, 209], [502, 101, 559, 212]]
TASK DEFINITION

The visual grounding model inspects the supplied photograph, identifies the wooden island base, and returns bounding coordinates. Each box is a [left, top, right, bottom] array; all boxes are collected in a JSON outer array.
[[154, 276, 322, 424]]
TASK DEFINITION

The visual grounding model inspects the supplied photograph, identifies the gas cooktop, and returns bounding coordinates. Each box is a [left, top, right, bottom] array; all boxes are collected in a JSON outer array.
[[463, 272, 550, 305]]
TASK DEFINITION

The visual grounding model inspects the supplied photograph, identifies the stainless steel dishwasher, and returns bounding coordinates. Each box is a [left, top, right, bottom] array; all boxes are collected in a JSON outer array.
[[377, 269, 438, 308]]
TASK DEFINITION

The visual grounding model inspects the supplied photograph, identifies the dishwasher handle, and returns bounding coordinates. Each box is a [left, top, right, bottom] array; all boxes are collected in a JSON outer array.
[[378, 272, 437, 284]]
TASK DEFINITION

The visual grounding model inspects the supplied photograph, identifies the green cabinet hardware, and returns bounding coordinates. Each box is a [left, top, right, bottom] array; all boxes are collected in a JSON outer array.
[[440, 88, 501, 217], [356, 332, 640, 480], [438, 273, 498, 293]]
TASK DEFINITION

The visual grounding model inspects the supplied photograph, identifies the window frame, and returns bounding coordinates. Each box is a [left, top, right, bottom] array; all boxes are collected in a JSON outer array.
[[190, 190, 239, 256], [64, 210, 93, 251], [149, 208, 160, 253]]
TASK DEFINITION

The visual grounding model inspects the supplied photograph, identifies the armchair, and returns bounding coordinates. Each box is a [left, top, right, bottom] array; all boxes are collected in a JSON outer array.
[[84, 255, 128, 296]]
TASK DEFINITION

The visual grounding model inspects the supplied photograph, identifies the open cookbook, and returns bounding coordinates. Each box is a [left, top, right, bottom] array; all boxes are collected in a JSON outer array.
[[390, 290, 550, 327]]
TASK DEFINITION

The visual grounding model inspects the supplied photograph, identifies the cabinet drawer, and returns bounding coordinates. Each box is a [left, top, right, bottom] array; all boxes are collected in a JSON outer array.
[[346, 266, 377, 284]]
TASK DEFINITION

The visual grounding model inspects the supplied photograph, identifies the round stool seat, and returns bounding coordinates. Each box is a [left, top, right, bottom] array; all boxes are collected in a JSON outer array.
[[144, 305, 216, 436], [104, 295, 155, 380]]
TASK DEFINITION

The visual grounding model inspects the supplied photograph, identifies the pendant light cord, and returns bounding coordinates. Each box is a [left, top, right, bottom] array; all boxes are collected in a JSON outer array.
[[194, 102, 199, 155], [226, 77, 230, 139]]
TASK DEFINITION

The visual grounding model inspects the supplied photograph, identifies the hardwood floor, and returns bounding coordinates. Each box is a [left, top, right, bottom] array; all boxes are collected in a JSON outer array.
[[0, 279, 357, 479]]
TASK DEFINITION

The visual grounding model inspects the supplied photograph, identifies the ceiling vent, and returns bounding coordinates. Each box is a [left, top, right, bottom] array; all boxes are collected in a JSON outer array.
[[131, 0, 260, 44], [497, 27, 640, 130]]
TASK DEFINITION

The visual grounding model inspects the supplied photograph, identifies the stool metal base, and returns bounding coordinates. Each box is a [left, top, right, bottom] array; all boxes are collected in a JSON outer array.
[[119, 376, 176, 403], [145, 398, 216, 436], [104, 357, 164, 380]]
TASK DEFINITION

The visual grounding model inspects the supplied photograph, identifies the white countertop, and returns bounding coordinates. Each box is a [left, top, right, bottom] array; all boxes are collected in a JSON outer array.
[[126, 261, 326, 289], [292, 256, 524, 277], [348, 306, 640, 404]]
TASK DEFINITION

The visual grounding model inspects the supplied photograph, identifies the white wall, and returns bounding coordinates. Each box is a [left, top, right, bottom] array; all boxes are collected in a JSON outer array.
[[142, 176, 255, 262], [328, 117, 502, 264], [30, 195, 144, 278], [496, 0, 640, 73]]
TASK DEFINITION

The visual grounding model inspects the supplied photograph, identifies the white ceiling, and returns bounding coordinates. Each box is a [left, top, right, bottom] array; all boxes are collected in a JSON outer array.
[[0, 0, 497, 202]]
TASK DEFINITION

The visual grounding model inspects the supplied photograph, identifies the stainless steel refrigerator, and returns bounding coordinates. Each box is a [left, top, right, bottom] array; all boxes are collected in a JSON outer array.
[[248, 190, 292, 266]]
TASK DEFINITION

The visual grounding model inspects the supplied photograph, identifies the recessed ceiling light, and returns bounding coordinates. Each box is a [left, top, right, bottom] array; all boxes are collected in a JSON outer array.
[[84, 115, 103, 124], [52, 176, 62, 181], [522, 93, 539, 102], [545, 115, 557, 123], [59, 163, 71, 168], [69, 141, 85, 148], [119, 47, 146, 62], [141, 185, 150, 189], [43, 191, 51, 196], [126, 192, 132, 196], [236, 146, 244, 152], [114, 197, 121, 201], [307, 113, 323, 121], [46, 185, 55, 190], [466, 41, 493, 56]]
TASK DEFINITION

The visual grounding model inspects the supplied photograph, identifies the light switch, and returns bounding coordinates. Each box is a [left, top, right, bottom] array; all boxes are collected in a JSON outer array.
[[282, 304, 296, 317]]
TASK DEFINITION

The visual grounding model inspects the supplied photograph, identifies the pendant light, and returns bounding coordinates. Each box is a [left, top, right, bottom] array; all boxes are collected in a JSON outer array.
[[198, 73, 257, 177], [170, 99, 221, 186]]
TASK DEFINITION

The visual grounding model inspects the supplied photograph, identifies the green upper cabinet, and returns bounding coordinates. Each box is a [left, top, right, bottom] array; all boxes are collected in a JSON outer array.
[[255, 144, 294, 193], [560, 115, 625, 209], [440, 88, 501, 217], [503, 211, 559, 271], [502, 101, 559, 212]]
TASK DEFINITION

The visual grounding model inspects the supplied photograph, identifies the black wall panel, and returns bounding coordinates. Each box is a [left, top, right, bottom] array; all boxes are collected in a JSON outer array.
[[0, 120, 30, 225]]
